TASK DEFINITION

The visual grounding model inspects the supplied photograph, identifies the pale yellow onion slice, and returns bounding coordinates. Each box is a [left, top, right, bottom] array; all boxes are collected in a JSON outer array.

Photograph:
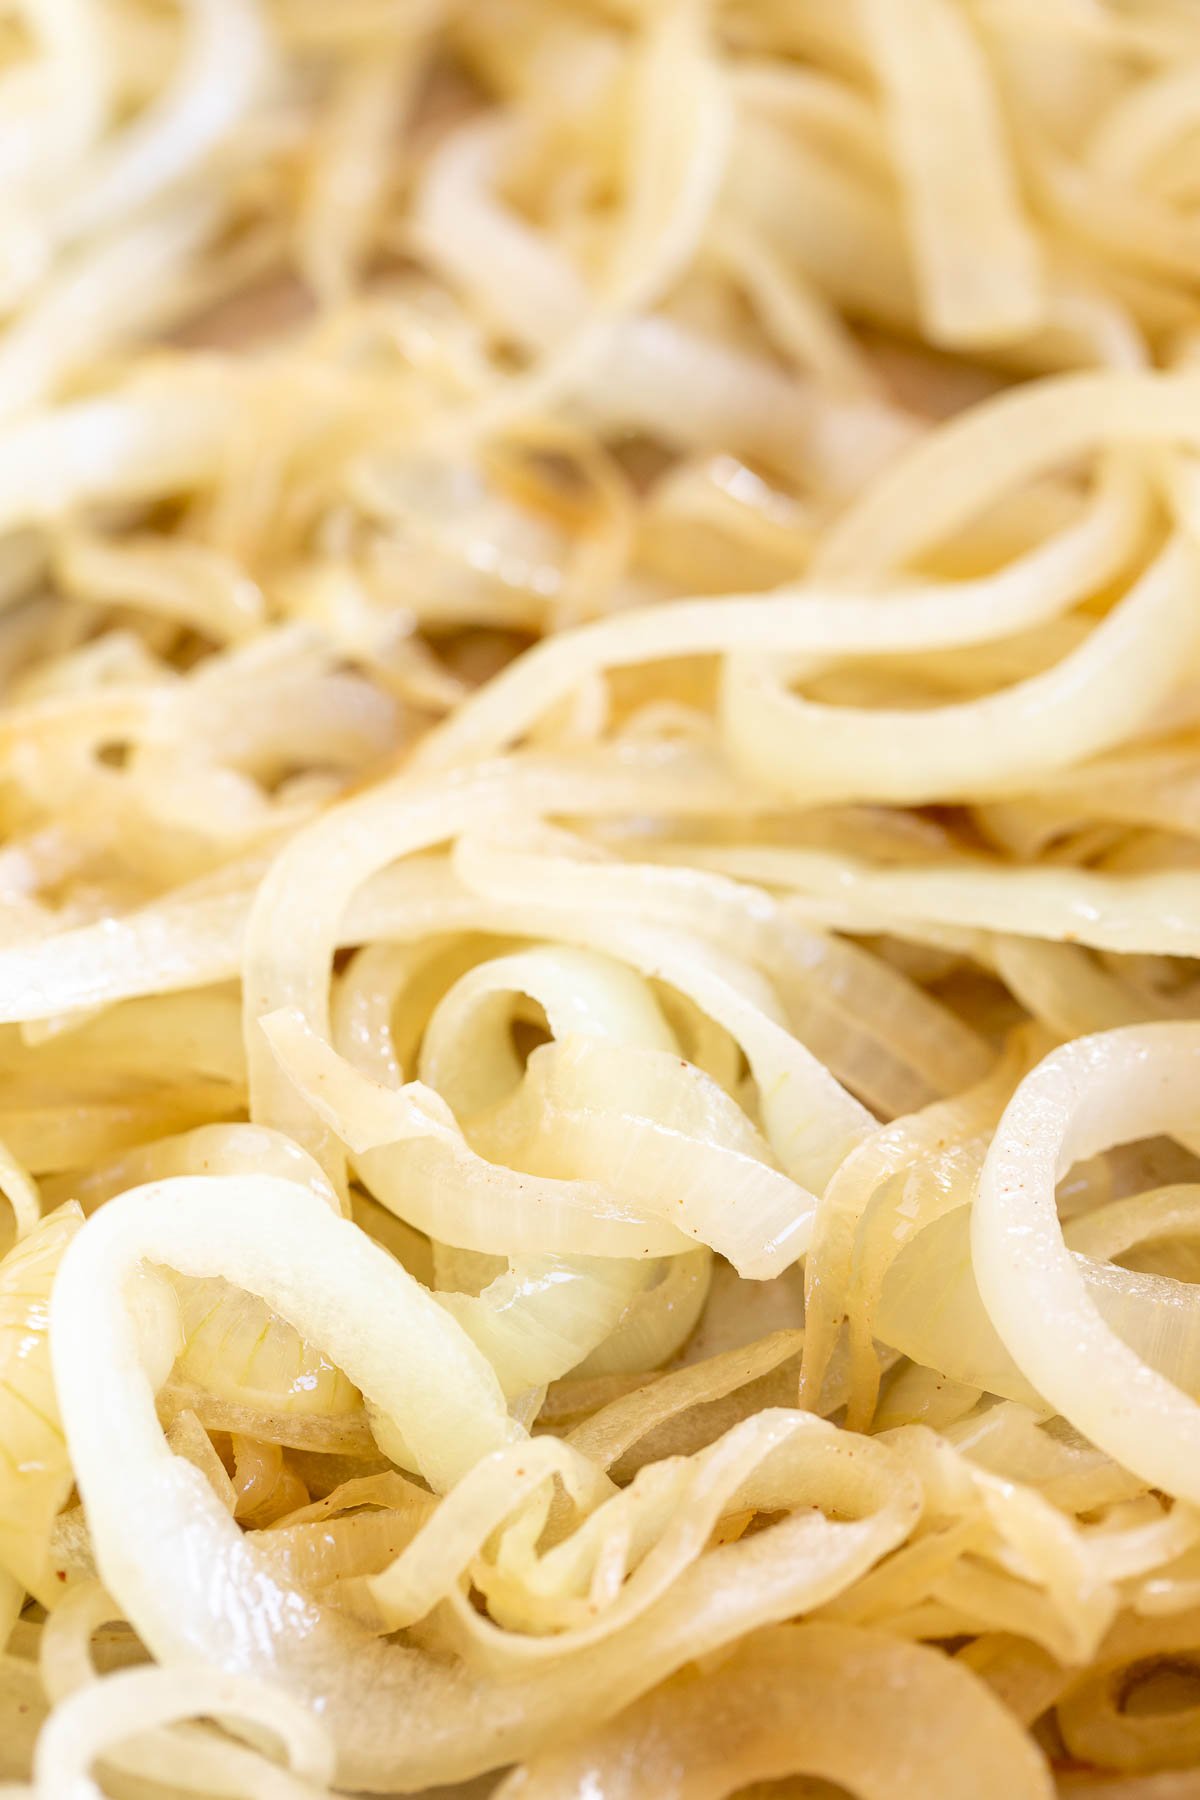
[[0, 0, 106, 217], [1065, 1185, 1200, 1264], [842, 1139, 988, 1430], [873, 1359, 982, 1433], [157, 1386, 378, 1459], [1033, 142, 1200, 302], [521, 1404, 913, 1634], [417, 943, 678, 1116], [813, 1512, 981, 1636], [0, 1082, 240, 1174], [412, 115, 910, 486], [451, 831, 991, 1110], [440, 859, 877, 1189], [661, 841, 1200, 960], [54, 530, 265, 643], [882, 1425, 1116, 1662], [535, 0, 734, 425], [0, 1572, 20, 1652], [725, 105, 1109, 372], [720, 536, 1200, 806], [0, 196, 222, 422], [1073, 1497, 1200, 1589], [260, 1009, 693, 1259], [165, 1409, 236, 1514], [39, 1578, 327, 1800], [47, 1178, 915, 1789], [461, 1410, 918, 1649], [0, 1202, 82, 1600], [572, 1250, 712, 1379], [254, 1508, 436, 1597], [493, 1623, 1053, 1800], [270, 851, 875, 1197], [0, 1652, 47, 1775], [46, 1122, 362, 1428], [242, 745, 753, 1165], [710, 214, 882, 399], [973, 1024, 1200, 1501], [17, 988, 247, 1092], [0, 370, 239, 535], [266, 1007, 806, 1277], [51, 1176, 520, 1496], [1087, 62, 1200, 184], [566, 1329, 805, 1472], [173, 1276, 362, 1420], [812, 368, 1200, 580], [831, 1032, 1042, 1429], [1047, 1614, 1200, 1779], [331, 939, 425, 1087], [1045, 1767, 1200, 1799], [407, 0, 734, 446], [948, 1394, 1141, 1509], [295, 32, 428, 306], [54, 1120, 339, 1216], [881, 1203, 1200, 1415], [0, 1135, 38, 1242], [468, 1036, 815, 1278], [60, 0, 267, 241], [859, 0, 1043, 347], [32, 1665, 333, 1800], [412, 454, 1149, 772], [435, 1253, 660, 1398], [46, 1121, 364, 1426], [0, 873, 256, 1024], [357, 1436, 609, 1632], [1057, 1658, 1200, 1774], [798, 1045, 1022, 1413], [994, 936, 1198, 1042]]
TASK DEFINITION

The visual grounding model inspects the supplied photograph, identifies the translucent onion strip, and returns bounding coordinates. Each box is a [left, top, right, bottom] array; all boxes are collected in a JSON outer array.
[[0, 1202, 80, 1600], [51, 1176, 520, 1498], [974, 1024, 1200, 1502], [32, 1665, 334, 1800], [720, 536, 1200, 807], [813, 369, 1200, 581], [859, 0, 1043, 347], [413, 454, 1152, 771], [657, 841, 1200, 959], [494, 1623, 1054, 1799], [47, 1183, 919, 1789]]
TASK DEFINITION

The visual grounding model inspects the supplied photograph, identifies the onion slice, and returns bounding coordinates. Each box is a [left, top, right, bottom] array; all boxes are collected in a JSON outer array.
[[493, 1623, 1053, 1799], [973, 1023, 1200, 1502]]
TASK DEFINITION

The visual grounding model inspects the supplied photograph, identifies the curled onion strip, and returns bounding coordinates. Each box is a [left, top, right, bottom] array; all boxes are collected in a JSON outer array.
[[974, 1024, 1200, 1502], [493, 1623, 1054, 1800], [32, 1665, 334, 1800]]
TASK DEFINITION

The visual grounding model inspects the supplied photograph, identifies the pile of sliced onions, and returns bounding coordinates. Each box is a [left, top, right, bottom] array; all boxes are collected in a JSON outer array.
[[2, 0, 1200, 1796]]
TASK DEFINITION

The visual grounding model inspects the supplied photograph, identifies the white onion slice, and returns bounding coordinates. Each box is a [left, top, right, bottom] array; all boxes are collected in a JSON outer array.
[[859, 0, 1043, 347], [33, 1664, 333, 1800], [493, 1623, 1053, 1799], [51, 1175, 520, 1498], [973, 1024, 1200, 1501], [413, 456, 1151, 773], [47, 1185, 917, 1791], [720, 536, 1200, 806]]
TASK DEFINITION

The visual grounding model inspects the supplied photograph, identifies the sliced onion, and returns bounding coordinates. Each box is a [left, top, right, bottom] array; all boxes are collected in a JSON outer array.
[[52, 1175, 520, 1496], [48, 1181, 918, 1790], [974, 1024, 1200, 1499], [0, 1203, 82, 1600], [493, 1623, 1053, 1800], [859, 0, 1043, 347], [721, 537, 1200, 807], [412, 455, 1152, 773]]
